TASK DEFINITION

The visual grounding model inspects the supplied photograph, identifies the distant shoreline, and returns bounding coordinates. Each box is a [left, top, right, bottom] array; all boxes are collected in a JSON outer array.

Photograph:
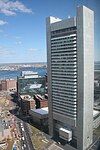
[[0, 61, 100, 65], [0, 62, 47, 66]]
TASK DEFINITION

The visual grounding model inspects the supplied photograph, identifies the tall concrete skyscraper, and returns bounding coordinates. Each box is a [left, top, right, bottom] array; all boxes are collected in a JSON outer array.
[[46, 6, 94, 150]]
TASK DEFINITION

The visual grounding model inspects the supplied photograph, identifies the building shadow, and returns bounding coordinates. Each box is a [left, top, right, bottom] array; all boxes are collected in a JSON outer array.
[[9, 107, 49, 135]]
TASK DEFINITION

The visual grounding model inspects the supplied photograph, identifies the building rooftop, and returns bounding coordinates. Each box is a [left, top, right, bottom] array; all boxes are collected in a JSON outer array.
[[93, 110, 100, 117], [35, 94, 48, 101], [30, 107, 48, 115], [20, 95, 34, 101], [21, 71, 38, 75], [21, 71, 39, 79]]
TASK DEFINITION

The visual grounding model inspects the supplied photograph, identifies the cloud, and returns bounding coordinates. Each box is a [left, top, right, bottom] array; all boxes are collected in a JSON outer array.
[[14, 36, 21, 39], [0, 0, 33, 16], [28, 48, 37, 52], [0, 19, 8, 25], [0, 46, 15, 56], [15, 41, 22, 45]]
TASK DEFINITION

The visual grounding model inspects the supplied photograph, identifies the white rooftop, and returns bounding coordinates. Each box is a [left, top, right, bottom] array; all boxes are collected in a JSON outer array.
[[59, 127, 72, 134], [93, 110, 100, 117], [21, 71, 39, 78], [31, 107, 48, 115], [21, 71, 38, 76]]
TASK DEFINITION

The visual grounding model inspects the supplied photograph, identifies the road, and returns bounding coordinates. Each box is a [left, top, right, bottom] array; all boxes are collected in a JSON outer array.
[[17, 119, 35, 150]]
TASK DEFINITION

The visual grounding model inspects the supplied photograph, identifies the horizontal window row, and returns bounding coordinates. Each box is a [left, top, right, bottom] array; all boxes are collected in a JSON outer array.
[[51, 39, 76, 45], [53, 109, 76, 119], [51, 65, 77, 69], [53, 104, 77, 112], [51, 45, 76, 49], [53, 107, 77, 115], [52, 65, 77, 68], [52, 72, 77, 76], [51, 56, 77, 60], [51, 30, 76, 36], [52, 70, 77, 73], [52, 91, 77, 97], [51, 42, 76, 46], [52, 89, 77, 95], [51, 55, 77, 58], [51, 31, 76, 38], [51, 70, 77, 73], [51, 43, 76, 47], [52, 77, 77, 82], [52, 96, 77, 107], [52, 89, 77, 94], [51, 27, 76, 34], [52, 78, 77, 82], [51, 50, 77, 54], [53, 98, 77, 104], [52, 99, 77, 107], [51, 34, 76, 41], [51, 38, 76, 42], [51, 53, 77, 57], [53, 99, 77, 106], [53, 108, 77, 116], [52, 86, 77, 92], [53, 106, 77, 114], [52, 84, 77, 89], [51, 66, 77, 70], [52, 93, 77, 99], [51, 68, 77, 71], [52, 82, 77, 88], [52, 75, 77, 79], [52, 60, 77, 63], [51, 60, 76, 64], [51, 57, 77, 60]]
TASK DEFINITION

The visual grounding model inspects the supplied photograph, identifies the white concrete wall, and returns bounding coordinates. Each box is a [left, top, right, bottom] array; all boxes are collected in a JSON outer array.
[[77, 6, 94, 150]]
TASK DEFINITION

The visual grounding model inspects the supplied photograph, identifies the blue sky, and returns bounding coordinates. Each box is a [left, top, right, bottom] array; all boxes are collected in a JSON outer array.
[[0, 0, 100, 63]]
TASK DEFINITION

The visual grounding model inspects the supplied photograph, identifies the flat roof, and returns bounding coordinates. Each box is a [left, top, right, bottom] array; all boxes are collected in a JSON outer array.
[[93, 110, 100, 117], [30, 107, 48, 115], [59, 127, 72, 134], [20, 95, 34, 101]]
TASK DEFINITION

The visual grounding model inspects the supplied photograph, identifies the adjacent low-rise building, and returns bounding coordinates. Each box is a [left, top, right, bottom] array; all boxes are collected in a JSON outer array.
[[20, 95, 35, 115], [34, 94, 48, 109], [29, 107, 48, 126]]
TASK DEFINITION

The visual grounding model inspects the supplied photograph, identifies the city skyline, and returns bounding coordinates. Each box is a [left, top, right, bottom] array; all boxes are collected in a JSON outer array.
[[0, 0, 100, 63]]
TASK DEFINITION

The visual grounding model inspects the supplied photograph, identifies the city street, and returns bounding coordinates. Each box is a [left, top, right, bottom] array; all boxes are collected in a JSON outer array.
[[17, 119, 35, 150]]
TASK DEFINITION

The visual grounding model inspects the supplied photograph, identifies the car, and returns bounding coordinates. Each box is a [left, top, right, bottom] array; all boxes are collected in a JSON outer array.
[[24, 144, 26, 148], [22, 127, 24, 131], [22, 136, 25, 140], [21, 123, 23, 126]]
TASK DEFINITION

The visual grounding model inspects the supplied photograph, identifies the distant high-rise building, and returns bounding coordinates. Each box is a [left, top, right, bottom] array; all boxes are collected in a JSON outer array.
[[0, 79, 16, 91], [17, 71, 46, 96], [46, 6, 94, 150]]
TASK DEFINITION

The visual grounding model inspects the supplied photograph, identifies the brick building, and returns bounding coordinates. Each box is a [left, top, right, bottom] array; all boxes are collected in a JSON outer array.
[[20, 95, 35, 115], [34, 94, 48, 109], [0, 79, 17, 91]]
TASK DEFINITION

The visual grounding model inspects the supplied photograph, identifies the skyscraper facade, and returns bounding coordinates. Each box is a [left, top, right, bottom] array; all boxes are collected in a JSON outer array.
[[46, 6, 94, 150]]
